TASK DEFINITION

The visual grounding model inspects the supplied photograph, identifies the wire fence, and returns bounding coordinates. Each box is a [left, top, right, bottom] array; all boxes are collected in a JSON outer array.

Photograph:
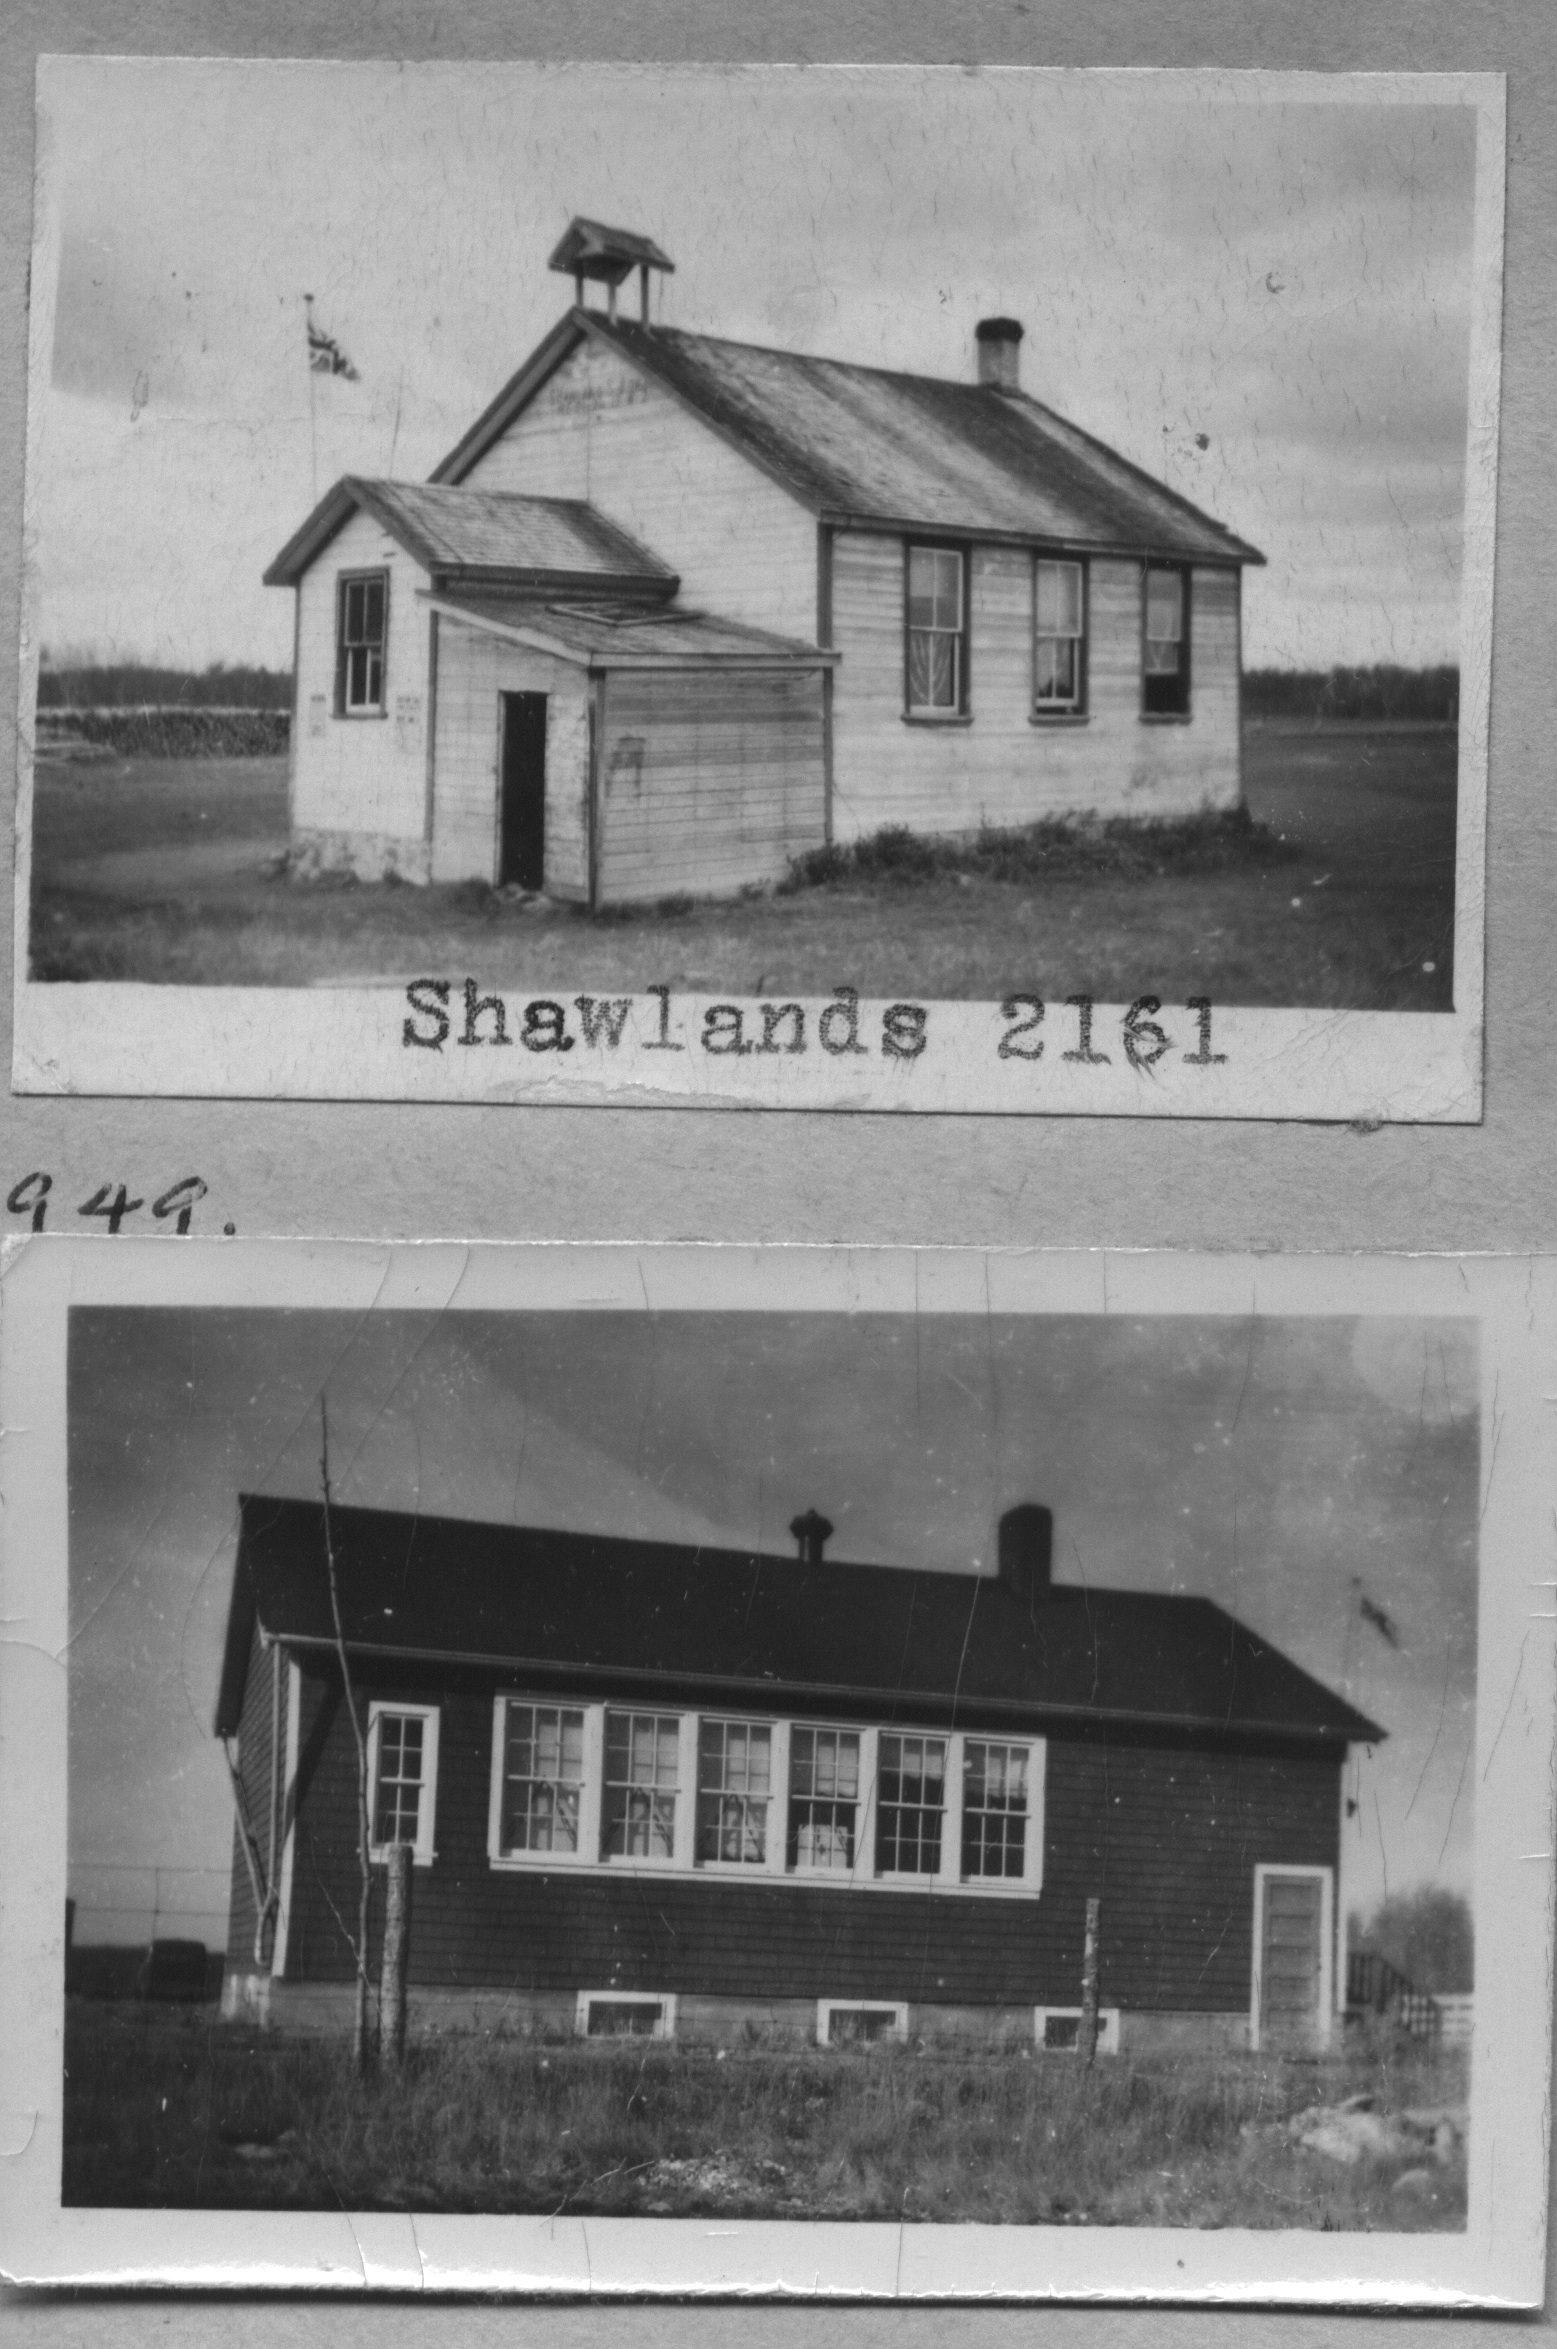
[[68, 1861, 229, 1950]]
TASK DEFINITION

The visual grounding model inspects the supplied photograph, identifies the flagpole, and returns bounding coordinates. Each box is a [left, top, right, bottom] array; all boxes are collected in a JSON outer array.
[[305, 292, 318, 501]]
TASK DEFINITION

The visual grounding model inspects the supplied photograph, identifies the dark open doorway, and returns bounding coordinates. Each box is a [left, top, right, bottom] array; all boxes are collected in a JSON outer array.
[[499, 692, 547, 890]]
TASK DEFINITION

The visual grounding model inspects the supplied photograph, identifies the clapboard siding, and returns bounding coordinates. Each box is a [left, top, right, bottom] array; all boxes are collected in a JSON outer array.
[[224, 1626, 287, 1973], [597, 670, 826, 903], [278, 1660, 1339, 2016], [430, 624, 589, 893], [830, 533, 1242, 839], [460, 338, 817, 640], [292, 505, 431, 843]]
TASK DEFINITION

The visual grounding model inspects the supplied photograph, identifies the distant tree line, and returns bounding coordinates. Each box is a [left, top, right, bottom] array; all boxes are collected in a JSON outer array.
[[37, 661, 293, 710], [1243, 664, 1459, 724], [1351, 1885, 1473, 1994]]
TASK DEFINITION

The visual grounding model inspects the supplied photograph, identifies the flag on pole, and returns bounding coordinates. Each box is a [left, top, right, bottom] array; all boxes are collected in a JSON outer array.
[[305, 295, 359, 381]]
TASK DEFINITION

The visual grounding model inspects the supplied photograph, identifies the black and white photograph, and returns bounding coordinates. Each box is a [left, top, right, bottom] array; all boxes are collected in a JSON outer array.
[[12, 62, 1501, 1117], [1, 1240, 1549, 2301]]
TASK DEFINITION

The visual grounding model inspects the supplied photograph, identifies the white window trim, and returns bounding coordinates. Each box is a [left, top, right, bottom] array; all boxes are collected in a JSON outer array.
[[1249, 1862, 1334, 2054], [905, 542, 968, 719], [959, 1733, 1045, 1895], [817, 1998, 909, 2048], [483, 1700, 1044, 1898], [1034, 2004, 1120, 2056], [1033, 555, 1086, 714], [367, 1700, 440, 1867], [487, 1694, 597, 1870], [576, 1989, 678, 2040]]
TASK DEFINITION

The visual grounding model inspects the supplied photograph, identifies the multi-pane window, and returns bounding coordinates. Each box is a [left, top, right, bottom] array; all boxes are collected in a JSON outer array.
[[603, 1710, 680, 1861], [337, 571, 387, 714], [875, 1734, 946, 1875], [697, 1718, 772, 1865], [369, 1703, 439, 1863], [1143, 565, 1190, 715], [1034, 559, 1085, 713], [500, 1703, 585, 1856], [905, 546, 966, 715], [962, 1740, 1029, 1880], [788, 1726, 861, 1870]]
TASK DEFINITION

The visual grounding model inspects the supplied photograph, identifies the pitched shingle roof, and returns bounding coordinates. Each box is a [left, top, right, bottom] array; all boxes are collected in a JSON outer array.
[[433, 311, 1264, 567], [216, 1494, 1379, 1746], [263, 478, 677, 594]]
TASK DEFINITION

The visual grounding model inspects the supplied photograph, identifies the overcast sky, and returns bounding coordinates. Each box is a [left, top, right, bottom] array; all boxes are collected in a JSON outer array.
[[67, 1306, 1476, 1952], [31, 61, 1478, 673]]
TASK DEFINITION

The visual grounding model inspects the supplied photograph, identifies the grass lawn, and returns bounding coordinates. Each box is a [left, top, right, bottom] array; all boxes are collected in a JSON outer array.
[[27, 720, 1456, 1008], [63, 2000, 1466, 2230]]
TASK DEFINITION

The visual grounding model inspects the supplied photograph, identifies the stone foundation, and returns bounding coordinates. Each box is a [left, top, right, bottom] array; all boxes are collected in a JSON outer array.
[[289, 828, 431, 885], [220, 1976, 1256, 2055]]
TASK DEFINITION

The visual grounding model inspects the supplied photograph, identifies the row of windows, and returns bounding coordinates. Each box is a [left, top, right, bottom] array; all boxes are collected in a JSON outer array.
[[365, 1699, 1045, 1895], [331, 551, 1191, 725], [904, 546, 1191, 723]]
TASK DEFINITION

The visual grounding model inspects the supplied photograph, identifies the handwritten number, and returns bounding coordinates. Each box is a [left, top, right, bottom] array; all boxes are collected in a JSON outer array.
[[78, 1184, 145, 1234], [152, 1177, 208, 1235], [7, 1172, 52, 1232]]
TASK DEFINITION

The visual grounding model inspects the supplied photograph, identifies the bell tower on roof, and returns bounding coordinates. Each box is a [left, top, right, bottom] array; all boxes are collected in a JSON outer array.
[[547, 217, 676, 323]]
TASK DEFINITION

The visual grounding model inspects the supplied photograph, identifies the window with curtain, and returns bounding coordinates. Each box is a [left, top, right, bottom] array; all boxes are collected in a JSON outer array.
[[905, 545, 967, 715]]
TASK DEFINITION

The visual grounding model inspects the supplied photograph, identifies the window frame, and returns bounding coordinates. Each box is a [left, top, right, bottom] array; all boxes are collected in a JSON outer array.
[[366, 1700, 440, 1868], [1034, 2005, 1121, 2056], [903, 540, 971, 722], [817, 1998, 909, 2048], [696, 1712, 780, 1873], [1032, 554, 1089, 719], [576, 1989, 679, 2041], [489, 1695, 593, 1866], [1141, 561, 1192, 718], [872, 1729, 950, 1883], [483, 1701, 1043, 1896], [959, 1734, 1043, 1890], [335, 567, 390, 718]]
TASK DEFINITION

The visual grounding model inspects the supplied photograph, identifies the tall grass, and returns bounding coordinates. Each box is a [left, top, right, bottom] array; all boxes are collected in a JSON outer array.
[[778, 807, 1297, 897], [63, 2003, 1467, 2230]]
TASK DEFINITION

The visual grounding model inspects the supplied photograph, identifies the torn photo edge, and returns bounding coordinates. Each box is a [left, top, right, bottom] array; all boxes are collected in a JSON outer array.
[[0, 1236, 1548, 2301], [8, 63, 1503, 1121]]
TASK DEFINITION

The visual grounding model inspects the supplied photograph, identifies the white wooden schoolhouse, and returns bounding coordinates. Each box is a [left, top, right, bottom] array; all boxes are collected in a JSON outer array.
[[265, 218, 1264, 904]]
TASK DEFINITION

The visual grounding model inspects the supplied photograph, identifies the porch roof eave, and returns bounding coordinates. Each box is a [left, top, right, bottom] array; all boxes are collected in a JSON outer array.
[[419, 588, 840, 673]]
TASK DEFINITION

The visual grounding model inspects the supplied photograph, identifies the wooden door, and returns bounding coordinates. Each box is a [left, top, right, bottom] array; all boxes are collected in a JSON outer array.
[[1258, 1870, 1325, 2047], [499, 692, 548, 890]]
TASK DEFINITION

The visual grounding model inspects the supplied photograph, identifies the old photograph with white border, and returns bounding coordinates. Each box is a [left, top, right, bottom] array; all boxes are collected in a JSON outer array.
[[12, 62, 1502, 1118], [0, 1239, 1549, 2300]]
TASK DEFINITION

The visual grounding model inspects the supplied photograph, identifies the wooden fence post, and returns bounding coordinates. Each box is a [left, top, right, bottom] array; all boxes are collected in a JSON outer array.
[[380, 1841, 413, 2068], [1079, 1896, 1101, 2067]]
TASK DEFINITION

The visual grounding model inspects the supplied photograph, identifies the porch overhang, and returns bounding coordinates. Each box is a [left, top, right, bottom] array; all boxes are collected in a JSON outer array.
[[421, 588, 839, 675]]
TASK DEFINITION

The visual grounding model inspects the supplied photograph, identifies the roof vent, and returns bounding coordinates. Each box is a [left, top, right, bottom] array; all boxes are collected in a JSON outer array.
[[790, 1508, 834, 1567], [998, 1504, 1052, 1611], [975, 315, 1024, 393], [548, 216, 675, 323]]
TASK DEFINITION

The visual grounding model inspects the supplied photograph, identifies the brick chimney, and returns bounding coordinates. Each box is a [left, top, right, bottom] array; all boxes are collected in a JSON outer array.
[[790, 1508, 834, 1566], [975, 316, 1024, 393], [997, 1504, 1053, 1609]]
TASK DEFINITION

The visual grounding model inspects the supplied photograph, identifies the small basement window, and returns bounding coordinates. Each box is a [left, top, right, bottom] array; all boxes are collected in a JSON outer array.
[[1035, 2005, 1120, 2056], [367, 1702, 439, 1866], [576, 1990, 678, 2040], [1142, 564, 1190, 716], [817, 1999, 909, 2048], [336, 569, 388, 715]]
